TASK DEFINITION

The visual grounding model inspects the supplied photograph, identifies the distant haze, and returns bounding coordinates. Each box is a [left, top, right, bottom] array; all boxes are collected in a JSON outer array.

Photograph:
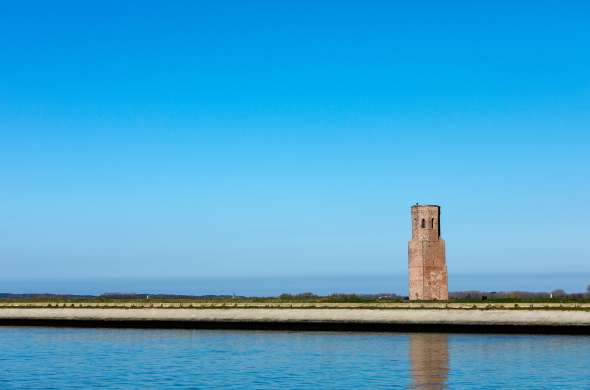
[[1, 273, 589, 297]]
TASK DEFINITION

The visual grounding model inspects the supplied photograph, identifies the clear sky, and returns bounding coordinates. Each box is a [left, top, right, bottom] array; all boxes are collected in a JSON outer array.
[[1, 1, 589, 285]]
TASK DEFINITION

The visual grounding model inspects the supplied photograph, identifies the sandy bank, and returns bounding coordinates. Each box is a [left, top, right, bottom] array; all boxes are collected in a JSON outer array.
[[1, 308, 590, 333]]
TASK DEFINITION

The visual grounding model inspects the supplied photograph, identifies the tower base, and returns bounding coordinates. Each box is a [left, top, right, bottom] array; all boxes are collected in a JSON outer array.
[[408, 240, 448, 300]]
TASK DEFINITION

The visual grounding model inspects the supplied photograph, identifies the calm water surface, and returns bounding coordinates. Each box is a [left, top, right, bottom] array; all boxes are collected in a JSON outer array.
[[0, 327, 589, 389]]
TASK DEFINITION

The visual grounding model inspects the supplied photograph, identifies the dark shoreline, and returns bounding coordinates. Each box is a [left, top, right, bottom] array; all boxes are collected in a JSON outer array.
[[2, 318, 590, 335]]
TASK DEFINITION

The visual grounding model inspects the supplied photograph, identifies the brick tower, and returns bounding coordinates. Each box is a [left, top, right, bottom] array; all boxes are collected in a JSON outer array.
[[408, 204, 448, 300]]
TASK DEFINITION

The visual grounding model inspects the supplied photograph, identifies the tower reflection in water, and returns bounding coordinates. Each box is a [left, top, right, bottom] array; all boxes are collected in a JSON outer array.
[[409, 334, 449, 389]]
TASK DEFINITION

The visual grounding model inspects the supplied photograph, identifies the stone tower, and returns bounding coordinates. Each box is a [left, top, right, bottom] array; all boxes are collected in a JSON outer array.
[[408, 204, 448, 300]]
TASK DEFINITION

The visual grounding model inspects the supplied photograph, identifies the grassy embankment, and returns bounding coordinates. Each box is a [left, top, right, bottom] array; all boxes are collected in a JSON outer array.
[[1, 294, 590, 310]]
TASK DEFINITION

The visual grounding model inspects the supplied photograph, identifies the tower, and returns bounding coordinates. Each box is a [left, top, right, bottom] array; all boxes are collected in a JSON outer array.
[[408, 204, 448, 300]]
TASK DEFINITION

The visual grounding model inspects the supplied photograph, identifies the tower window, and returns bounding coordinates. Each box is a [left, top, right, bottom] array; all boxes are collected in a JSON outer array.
[[421, 219, 426, 228], [430, 218, 434, 228]]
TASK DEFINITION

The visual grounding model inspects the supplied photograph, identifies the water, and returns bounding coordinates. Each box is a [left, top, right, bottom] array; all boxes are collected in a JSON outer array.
[[0, 327, 589, 389]]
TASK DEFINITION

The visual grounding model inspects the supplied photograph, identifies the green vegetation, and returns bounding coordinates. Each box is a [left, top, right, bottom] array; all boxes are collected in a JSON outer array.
[[0, 292, 403, 304], [1, 291, 590, 305]]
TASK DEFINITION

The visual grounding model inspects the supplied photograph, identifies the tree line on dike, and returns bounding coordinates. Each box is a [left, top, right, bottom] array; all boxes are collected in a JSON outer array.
[[1, 285, 590, 303]]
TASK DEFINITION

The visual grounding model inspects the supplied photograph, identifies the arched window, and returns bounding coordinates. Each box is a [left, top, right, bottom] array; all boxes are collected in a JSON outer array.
[[421, 219, 426, 228], [430, 218, 434, 229]]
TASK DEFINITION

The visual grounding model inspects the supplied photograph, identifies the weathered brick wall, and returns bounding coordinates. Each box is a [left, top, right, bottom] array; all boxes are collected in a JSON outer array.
[[408, 205, 448, 300]]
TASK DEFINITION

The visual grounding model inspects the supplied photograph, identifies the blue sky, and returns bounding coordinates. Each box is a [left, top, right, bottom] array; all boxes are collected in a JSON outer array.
[[1, 1, 589, 286]]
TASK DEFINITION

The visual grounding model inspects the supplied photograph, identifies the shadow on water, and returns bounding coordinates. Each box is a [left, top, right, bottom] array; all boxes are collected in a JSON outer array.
[[410, 333, 449, 389]]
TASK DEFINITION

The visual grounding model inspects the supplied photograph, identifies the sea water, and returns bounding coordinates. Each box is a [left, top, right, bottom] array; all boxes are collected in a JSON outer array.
[[0, 327, 588, 389]]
